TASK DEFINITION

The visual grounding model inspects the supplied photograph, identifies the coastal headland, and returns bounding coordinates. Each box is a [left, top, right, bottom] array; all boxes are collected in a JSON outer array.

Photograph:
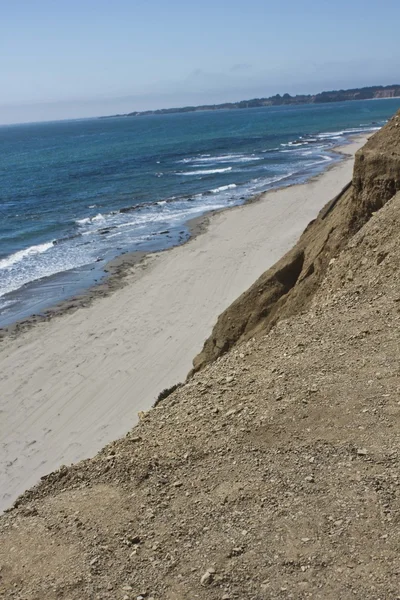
[[1, 111, 400, 597], [0, 137, 366, 513], [104, 84, 400, 118]]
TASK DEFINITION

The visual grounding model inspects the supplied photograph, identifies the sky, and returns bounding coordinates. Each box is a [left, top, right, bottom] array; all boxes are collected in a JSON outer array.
[[1, 0, 400, 124]]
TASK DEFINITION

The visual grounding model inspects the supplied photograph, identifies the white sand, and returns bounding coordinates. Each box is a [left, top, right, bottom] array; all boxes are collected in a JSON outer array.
[[0, 138, 366, 512]]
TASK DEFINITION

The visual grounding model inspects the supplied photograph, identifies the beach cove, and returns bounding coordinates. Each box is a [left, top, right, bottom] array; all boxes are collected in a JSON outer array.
[[3, 99, 400, 327], [0, 136, 366, 512]]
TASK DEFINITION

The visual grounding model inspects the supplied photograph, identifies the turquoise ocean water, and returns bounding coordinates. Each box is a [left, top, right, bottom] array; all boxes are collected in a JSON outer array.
[[1, 98, 400, 326]]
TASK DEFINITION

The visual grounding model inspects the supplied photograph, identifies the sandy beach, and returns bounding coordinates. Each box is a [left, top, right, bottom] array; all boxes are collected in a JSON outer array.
[[0, 136, 366, 512]]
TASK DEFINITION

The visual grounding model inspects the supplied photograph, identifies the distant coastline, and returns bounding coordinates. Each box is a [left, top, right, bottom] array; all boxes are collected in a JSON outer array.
[[101, 84, 400, 119]]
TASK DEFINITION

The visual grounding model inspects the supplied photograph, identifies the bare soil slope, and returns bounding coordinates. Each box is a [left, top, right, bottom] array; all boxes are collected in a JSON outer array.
[[1, 115, 400, 600]]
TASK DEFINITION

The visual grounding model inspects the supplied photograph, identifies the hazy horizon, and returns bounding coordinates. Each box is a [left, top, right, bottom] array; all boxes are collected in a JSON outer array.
[[2, 0, 400, 125]]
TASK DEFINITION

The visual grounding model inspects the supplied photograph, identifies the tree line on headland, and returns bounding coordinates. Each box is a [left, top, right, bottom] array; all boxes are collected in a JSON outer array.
[[103, 84, 400, 118]]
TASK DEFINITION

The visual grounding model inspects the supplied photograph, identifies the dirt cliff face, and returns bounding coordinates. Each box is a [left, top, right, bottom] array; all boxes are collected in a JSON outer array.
[[351, 112, 400, 223], [192, 111, 400, 372]]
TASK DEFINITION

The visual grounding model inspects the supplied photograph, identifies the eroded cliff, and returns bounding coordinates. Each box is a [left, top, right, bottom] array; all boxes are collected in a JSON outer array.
[[193, 111, 400, 372]]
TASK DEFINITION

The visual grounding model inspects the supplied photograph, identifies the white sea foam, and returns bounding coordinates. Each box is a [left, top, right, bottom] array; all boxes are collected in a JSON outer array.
[[76, 217, 91, 225], [157, 200, 167, 206], [211, 184, 237, 193], [105, 231, 123, 239], [0, 298, 14, 310], [179, 154, 260, 165], [280, 126, 379, 149], [268, 173, 295, 184], [92, 213, 105, 222], [314, 154, 334, 163], [281, 142, 303, 148], [0, 249, 93, 300], [306, 155, 334, 168], [178, 167, 233, 176], [315, 126, 377, 140], [0, 242, 54, 271], [249, 173, 296, 190]]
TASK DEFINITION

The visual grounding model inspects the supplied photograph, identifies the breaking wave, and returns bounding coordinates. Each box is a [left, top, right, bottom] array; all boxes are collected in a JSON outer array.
[[0, 242, 54, 271]]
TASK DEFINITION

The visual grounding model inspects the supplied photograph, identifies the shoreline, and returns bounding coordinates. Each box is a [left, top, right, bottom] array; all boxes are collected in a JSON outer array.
[[0, 134, 365, 343], [0, 135, 367, 513]]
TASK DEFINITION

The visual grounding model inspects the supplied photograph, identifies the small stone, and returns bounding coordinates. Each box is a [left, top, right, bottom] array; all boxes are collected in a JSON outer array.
[[201, 570, 214, 585], [225, 376, 235, 383], [122, 585, 133, 591], [305, 475, 315, 483], [173, 481, 183, 487], [222, 595, 231, 600], [229, 546, 244, 557], [20, 506, 38, 517], [127, 535, 141, 545], [90, 557, 99, 566], [357, 448, 368, 456]]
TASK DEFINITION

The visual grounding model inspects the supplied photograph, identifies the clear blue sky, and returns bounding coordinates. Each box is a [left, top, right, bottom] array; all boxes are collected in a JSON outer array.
[[1, 0, 399, 124]]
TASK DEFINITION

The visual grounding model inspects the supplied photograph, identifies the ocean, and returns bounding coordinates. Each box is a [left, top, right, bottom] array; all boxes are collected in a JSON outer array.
[[1, 98, 400, 327]]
